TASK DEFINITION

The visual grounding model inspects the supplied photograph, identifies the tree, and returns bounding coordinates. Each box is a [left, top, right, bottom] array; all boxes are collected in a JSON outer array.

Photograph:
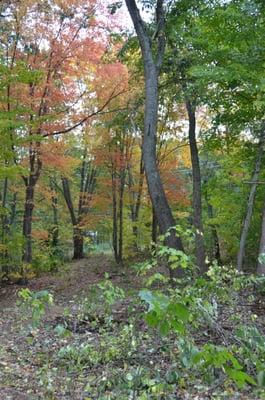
[[61, 144, 97, 260], [237, 130, 265, 271], [125, 0, 185, 277], [1, 0, 126, 264], [135, 0, 208, 272], [186, 100, 207, 272], [168, 0, 265, 270]]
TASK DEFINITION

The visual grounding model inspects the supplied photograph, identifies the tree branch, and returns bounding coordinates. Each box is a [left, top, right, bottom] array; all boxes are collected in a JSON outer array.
[[125, 0, 152, 59], [42, 88, 126, 138]]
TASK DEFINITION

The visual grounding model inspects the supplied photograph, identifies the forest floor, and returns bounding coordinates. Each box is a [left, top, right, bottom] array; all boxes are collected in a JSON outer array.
[[0, 255, 264, 399]]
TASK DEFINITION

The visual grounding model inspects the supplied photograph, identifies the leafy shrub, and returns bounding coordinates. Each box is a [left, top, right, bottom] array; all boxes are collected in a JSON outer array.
[[138, 238, 264, 390], [18, 288, 53, 328]]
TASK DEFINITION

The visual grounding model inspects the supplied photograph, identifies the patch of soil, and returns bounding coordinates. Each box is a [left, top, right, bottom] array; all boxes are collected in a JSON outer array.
[[0, 255, 140, 311]]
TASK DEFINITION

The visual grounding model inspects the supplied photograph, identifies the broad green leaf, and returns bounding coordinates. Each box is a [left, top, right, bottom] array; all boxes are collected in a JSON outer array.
[[167, 302, 190, 321]]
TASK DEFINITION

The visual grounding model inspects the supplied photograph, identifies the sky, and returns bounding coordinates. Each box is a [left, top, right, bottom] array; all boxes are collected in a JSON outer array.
[[120, 0, 153, 30]]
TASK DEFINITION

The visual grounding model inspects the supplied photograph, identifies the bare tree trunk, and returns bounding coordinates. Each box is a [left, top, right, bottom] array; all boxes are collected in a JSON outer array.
[[62, 152, 97, 260], [21, 135, 42, 264], [111, 171, 119, 263], [22, 181, 35, 263], [9, 192, 17, 227], [237, 135, 265, 271], [257, 197, 265, 275], [61, 176, 84, 260], [1, 177, 9, 277], [186, 100, 207, 273], [128, 153, 144, 250], [50, 179, 59, 248], [151, 205, 158, 246], [73, 227, 84, 259], [1, 177, 8, 248], [205, 197, 222, 264], [118, 170, 125, 264], [125, 0, 185, 278]]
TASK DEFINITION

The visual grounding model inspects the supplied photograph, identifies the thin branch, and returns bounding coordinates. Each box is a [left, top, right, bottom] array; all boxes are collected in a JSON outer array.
[[42, 88, 126, 138]]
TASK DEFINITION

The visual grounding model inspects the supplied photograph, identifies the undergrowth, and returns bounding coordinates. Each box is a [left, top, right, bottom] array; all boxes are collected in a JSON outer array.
[[15, 241, 265, 399]]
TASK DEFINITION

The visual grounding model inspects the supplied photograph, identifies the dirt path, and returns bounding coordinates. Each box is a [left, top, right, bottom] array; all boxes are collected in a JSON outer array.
[[0, 256, 123, 308]]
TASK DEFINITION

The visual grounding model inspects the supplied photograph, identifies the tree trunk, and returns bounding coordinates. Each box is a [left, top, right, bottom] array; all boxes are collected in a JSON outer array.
[[1, 191, 18, 278], [10, 192, 17, 227], [1, 177, 8, 257], [152, 205, 158, 246], [61, 176, 84, 260], [186, 100, 207, 273], [257, 197, 265, 275], [22, 138, 42, 264], [143, 56, 184, 251], [125, 0, 185, 278], [51, 212, 59, 248], [118, 170, 125, 264], [22, 182, 35, 263], [112, 172, 119, 263], [128, 153, 144, 250], [51, 182, 59, 248], [73, 227, 84, 259], [207, 201, 222, 264], [1, 177, 9, 276], [237, 135, 264, 271]]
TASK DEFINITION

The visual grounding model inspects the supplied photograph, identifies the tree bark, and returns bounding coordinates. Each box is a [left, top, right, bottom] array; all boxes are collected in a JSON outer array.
[[21, 78, 43, 264], [22, 141, 42, 266], [50, 179, 59, 248], [22, 181, 35, 263], [61, 176, 84, 260], [128, 153, 144, 250], [1, 177, 8, 249], [1, 177, 9, 275], [9, 192, 17, 227], [111, 171, 119, 262], [237, 134, 265, 271], [111, 167, 125, 264], [125, 0, 185, 277], [73, 227, 84, 259], [206, 198, 222, 264], [152, 205, 158, 246], [186, 100, 207, 273], [62, 154, 97, 260], [257, 197, 265, 275], [118, 169, 125, 264]]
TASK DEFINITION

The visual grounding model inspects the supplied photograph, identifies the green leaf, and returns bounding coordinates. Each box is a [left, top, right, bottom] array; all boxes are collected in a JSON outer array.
[[167, 302, 190, 321], [171, 319, 185, 334], [54, 324, 72, 338], [145, 311, 159, 327], [225, 368, 256, 388], [139, 290, 169, 311], [165, 370, 179, 384], [160, 320, 170, 336]]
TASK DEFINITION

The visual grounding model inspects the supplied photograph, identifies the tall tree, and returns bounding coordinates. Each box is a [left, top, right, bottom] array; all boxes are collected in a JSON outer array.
[[1, 0, 126, 263], [125, 0, 185, 277], [257, 197, 265, 275], [237, 130, 265, 271], [61, 147, 97, 260], [186, 100, 207, 272]]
